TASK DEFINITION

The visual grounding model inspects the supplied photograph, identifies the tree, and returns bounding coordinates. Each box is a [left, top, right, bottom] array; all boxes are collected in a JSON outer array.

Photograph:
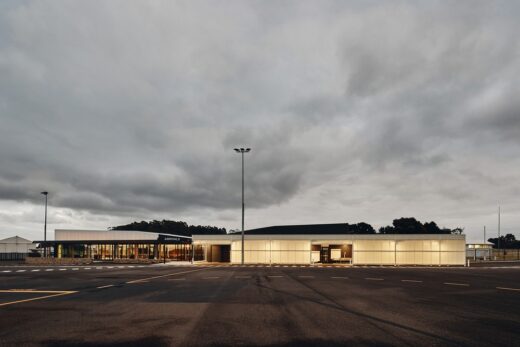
[[379, 217, 463, 235], [110, 219, 226, 236], [349, 222, 376, 234], [488, 234, 520, 249]]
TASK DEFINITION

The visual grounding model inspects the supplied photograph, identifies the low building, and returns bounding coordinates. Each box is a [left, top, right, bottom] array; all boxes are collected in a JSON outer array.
[[37, 229, 192, 261], [466, 242, 493, 260], [192, 224, 466, 266], [0, 236, 34, 261]]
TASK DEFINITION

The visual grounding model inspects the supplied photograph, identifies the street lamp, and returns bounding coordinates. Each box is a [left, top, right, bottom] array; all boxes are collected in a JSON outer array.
[[41, 191, 48, 257], [234, 147, 251, 265]]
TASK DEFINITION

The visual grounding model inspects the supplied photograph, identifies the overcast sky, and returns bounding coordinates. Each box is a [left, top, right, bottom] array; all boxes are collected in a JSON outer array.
[[1, 1, 519, 242]]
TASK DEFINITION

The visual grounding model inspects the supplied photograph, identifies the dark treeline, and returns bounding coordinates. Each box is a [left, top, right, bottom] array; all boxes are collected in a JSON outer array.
[[379, 217, 463, 235], [488, 234, 520, 249], [110, 220, 227, 236], [110, 217, 462, 236]]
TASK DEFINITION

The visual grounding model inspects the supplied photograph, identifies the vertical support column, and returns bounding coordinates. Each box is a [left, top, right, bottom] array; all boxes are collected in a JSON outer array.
[[394, 239, 397, 266]]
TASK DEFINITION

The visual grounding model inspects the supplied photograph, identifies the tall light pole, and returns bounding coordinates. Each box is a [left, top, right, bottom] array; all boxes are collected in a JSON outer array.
[[41, 191, 48, 257], [234, 147, 251, 265]]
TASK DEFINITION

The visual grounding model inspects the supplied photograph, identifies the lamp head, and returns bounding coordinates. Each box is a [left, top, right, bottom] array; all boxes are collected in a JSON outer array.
[[41, 191, 48, 196]]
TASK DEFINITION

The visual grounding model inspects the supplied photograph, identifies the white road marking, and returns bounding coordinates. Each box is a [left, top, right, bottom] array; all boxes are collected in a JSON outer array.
[[72, 268, 79, 271], [84, 267, 91, 270], [31, 269, 40, 272], [401, 279, 423, 283], [128, 266, 135, 268], [45, 269, 54, 272], [444, 282, 469, 286], [96, 284, 114, 289], [16, 270, 26, 272], [107, 266, 114, 269], [331, 276, 349, 279], [2, 270, 11, 273], [59, 269, 67, 271], [365, 277, 384, 281], [96, 267, 103, 269], [496, 287, 520, 292]]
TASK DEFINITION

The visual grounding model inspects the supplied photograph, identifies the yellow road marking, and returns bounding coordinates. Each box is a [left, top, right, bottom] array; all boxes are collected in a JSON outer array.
[[126, 268, 208, 284], [0, 290, 77, 307], [444, 282, 469, 286], [496, 287, 520, 291]]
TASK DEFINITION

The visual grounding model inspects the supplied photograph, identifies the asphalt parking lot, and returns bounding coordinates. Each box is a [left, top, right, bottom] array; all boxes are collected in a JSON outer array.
[[0, 265, 519, 347]]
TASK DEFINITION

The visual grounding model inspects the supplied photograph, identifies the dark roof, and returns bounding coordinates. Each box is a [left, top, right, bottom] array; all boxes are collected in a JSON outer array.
[[230, 223, 360, 235]]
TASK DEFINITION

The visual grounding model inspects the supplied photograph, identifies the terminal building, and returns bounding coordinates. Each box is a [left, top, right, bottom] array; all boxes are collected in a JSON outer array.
[[41, 224, 466, 266], [39, 229, 192, 261], [193, 224, 466, 266]]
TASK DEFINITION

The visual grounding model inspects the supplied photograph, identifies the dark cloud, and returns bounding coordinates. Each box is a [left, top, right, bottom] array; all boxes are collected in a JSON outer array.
[[0, 1, 519, 241]]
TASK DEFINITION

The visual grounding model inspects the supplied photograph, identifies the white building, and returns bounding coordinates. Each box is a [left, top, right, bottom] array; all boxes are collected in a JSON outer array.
[[0, 236, 34, 260], [466, 242, 493, 260], [192, 224, 466, 266]]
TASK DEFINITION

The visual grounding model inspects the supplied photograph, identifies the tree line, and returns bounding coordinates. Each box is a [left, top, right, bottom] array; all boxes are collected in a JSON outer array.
[[487, 234, 520, 249], [110, 217, 463, 236], [110, 220, 227, 236]]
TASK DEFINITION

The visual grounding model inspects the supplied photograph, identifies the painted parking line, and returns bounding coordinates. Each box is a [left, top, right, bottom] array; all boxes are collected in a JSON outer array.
[[444, 282, 469, 286], [0, 290, 77, 307], [365, 278, 384, 281], [496, 287, 520, 292], [96, 285, 115, 289], [401, 279, 423, 283], [331, 276, 349, 279]]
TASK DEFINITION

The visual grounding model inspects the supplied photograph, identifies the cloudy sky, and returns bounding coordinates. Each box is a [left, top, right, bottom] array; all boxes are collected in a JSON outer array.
[[1, 1, 519, 242]]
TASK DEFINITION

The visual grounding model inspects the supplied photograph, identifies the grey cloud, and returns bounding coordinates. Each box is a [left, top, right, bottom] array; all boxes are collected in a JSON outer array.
[[0, 1, 519, 241]]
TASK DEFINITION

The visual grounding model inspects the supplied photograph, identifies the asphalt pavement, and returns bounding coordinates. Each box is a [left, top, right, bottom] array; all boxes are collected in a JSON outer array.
[[0, 264, 519, 346]]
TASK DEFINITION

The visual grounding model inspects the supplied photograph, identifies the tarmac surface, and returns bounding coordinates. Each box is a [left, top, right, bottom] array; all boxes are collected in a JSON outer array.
[[0, 264, 519, 347]]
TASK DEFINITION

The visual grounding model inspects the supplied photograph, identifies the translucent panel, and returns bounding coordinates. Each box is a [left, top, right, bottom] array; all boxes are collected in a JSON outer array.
[[441, 240, 465, 251], [331, 249, 341, 260], [354, 240, 395, 251]]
